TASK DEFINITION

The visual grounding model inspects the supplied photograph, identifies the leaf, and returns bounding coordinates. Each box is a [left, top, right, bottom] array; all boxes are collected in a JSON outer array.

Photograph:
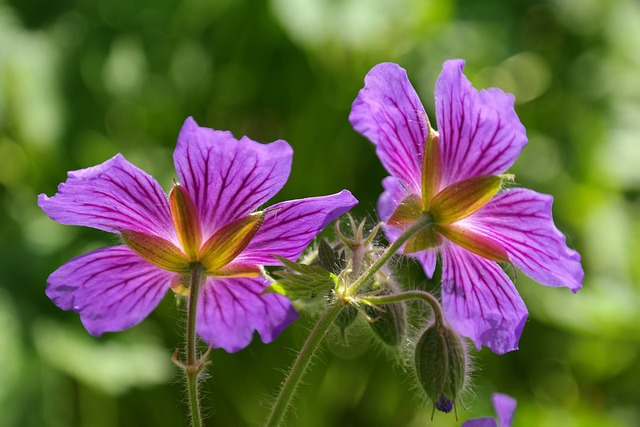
[[263, 256, 337, 300], [316, 238, 346, 274]]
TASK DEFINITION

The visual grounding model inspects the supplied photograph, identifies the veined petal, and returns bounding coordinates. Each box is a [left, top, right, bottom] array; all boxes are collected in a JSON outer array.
[[235, 190, 358, 266], [174, 117, 292, 240], [199, 212, 265, 273], [46, 246, 173, 335], [441, 243, 528, 354], [196, 277, 299, 352], [435, 60, 527, 188], [38, 154, 176, 243], [349, 63, 429, 192], [461, 188, 583, 292]]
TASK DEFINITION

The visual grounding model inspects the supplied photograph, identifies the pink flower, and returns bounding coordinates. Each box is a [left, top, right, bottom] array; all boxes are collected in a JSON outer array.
[[39, 117, 357, 352], [350, 61, 583, 354]]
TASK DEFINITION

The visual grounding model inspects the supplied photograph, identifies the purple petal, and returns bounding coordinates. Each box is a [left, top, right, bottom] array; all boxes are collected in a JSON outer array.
[[412, 249, 438, 278], [377, 176, 411, 223], [462, 418, 498, 427], [377, 177, 437, 277], [462, 188, 583, 292], [435, 60, 528, 188], [493, 393, 517, 427], [441, 243, 528, 354], [46, 246, 173, 335], [196, 277, 299, 352], [38, 154, 176, 243], [236, 190, 358, 265], [174, 117, 293, 240], [350, 63, 429, 192]]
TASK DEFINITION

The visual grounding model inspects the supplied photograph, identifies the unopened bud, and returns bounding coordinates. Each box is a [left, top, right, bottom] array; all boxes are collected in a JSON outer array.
[[334, 304, 358, 334], [414, 321, 467, 413], [364, 298, 406, 347]]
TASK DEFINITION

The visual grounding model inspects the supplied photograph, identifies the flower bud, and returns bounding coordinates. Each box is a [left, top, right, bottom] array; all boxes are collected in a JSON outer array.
[[414, 321, 467, 413], [364, 297, 406, 348], [334, 304, 358, 334]]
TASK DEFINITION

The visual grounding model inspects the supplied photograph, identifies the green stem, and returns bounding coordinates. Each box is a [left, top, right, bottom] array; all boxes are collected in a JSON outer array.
[[186, 264, 205, 427], [348, 215, 431, 294], [362, 290, 445, 326], [264, 302, 343, 427]]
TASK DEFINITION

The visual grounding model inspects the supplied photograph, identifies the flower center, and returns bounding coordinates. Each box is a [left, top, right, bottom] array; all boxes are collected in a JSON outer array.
[[387, 124, 508, 262], [122, 182, 265, 280]]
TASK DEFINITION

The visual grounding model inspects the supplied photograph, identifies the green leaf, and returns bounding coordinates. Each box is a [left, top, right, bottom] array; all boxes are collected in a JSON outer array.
[[263, 256, 337, 300]]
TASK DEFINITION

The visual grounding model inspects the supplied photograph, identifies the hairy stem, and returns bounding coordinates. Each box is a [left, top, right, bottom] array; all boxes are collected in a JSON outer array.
[[363, 289, 445, 326], [264, 302, 343, 427], [348, 215, 431, 294], [186, 264, 205, 427]]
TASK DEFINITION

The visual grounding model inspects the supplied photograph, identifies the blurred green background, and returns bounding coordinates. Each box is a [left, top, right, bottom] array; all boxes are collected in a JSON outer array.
[[1, 0, 639, 425]]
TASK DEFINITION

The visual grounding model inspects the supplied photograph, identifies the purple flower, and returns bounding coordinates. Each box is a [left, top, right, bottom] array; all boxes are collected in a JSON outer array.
[[39, 117, 357, 353], [462, 393, 517, 427], [350, 61, 583, 354]]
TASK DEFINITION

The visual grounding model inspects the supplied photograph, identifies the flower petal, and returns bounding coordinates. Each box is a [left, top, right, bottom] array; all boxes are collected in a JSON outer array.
[[173, 117, 292, 239], [46, 246, 173, 335], [441, 243, 528, 354], [377, 177, 437, 277], [196, 277, 299, 352], [236, 190, 358, 265], [38, 154, 176, 242], [412, 249, 438, 279], [435, 60, 527, 188], [462, 418, 497, 427], [492, 393, 517, 427], [462, 188, 583, 292], [377, 176, 412, 223], [350, 63, 429, 192]]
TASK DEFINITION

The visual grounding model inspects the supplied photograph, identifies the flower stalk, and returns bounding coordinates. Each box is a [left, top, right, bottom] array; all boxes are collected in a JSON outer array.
[[186, 264, 205, 427], [264, 302, 343, 427], [171, 264, 211, 427]]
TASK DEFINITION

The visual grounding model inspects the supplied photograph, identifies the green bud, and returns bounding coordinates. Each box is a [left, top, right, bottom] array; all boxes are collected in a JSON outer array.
[[414, 322, 467, 413], [334, 304, 359, 334], [364, 298, 406, 347]]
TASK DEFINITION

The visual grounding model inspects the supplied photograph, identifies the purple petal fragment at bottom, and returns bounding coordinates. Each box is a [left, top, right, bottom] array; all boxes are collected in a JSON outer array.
[[196, 276, 299, 353], [441, 244, 528, 354], [462, 417, 498, 427], [462, 393, 517, 427], [46, 246, 173, 336], [493, 393, 517, 427], [236, 190, 358, 266]]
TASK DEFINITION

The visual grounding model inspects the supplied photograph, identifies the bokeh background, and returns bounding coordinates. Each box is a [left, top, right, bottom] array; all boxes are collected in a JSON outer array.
[[1, 0, 639, 425]]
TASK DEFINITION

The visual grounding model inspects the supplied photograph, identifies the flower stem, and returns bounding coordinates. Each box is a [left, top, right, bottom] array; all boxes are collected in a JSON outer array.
[[362, 289, 445, 326], [348, 215, 431, 294], [186, 264, 205, 427], [264, 302, 343, 427]]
